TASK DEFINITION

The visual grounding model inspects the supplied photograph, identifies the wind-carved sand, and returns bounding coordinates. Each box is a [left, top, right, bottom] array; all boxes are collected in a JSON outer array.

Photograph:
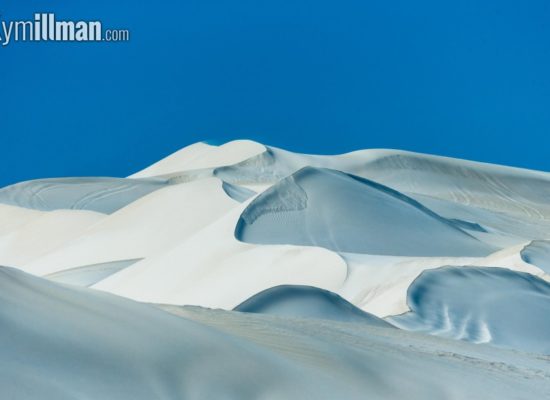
[[0, 139, 549, 399]]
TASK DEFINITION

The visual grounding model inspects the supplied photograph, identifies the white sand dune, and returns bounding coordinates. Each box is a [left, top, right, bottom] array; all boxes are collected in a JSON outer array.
[[0, 205, 105, 266], [1, 139, 550, 397], [222, 181, 256, 202], [235, 166, 495, 256], [335, 243, 549, 318], [129, 140, 265, 178], [0, 204, 44, 235], [217, 145, 550, 234], [234, 284, 394, 327], [521, 240, 550, 274], [169, 305, 550, 400], [45, 259, 141, 287], [22, 178, 240, 275], [0, 266, 358, 399], [2, 266, 548, 400], [388, 266, 550, 354], [0, 177, 166, 213], [92, 203, 348, 309]]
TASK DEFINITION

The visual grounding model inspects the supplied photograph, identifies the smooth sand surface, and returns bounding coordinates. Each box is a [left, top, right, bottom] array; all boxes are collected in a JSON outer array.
[[1, 139, 550, 372]]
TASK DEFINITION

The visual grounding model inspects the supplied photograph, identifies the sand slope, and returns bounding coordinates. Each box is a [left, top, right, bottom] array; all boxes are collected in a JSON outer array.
[[388, 266, 550, 354], [0, 177, 166, 213], [217, 145, 550, 238], [0, 266, 357, 399], [1, 138, 550, 379], [236, 166, 495, 256], [0, 205, 105, 266], [22, 178, 239, 275], [130, 140, 265, 178], [521, 240, 550, 274], [234, 284, 394, 327], [2, 266, 548, 400], [93, 204, 348, 308]]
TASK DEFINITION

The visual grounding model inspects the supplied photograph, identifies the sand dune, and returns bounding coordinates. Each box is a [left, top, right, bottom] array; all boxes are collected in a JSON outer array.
[[388, 266, 550, 354], [2, 266, 548, 399], [0, 204, 45, 235], [332, 242, 549, 317], [45, 259, 141, 287], [236, 166, 495, 256], [222, 181, 256, 202], [92, 204, 348, 308], [0, 266, 356, 399], [0, 177, 166, 213], [521, 240, 550, 274], [217, 144, 550, 228], [130, 140, 265, 178], [169, 306, 550, 400], [0, 206, 105, 266], [234, 284, 394, 327], [1, 139, 550, 397], [22, 178, 240, 275]]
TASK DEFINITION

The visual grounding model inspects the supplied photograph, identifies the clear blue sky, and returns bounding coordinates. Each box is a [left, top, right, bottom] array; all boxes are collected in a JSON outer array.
[[2, 1, 549, 187]]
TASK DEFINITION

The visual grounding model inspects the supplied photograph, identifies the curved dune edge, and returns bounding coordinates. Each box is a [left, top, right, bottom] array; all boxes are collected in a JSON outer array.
[[216, 144, 550, 220], [3, 266, 548, 399], [1, 140, 550, 360], [388, 266, 550, 354], [235, 166, 495, 257], [92, 201, 349, 309], [338, 243, 549, 318], [234, 284, 394, 327], [0, 204, 105, 266], [520, 240, 550, 274], [129, 140, 266, 178], [21, 178, 241, 276], [0, 177, 167, 214], [45, 258, 142, 287]]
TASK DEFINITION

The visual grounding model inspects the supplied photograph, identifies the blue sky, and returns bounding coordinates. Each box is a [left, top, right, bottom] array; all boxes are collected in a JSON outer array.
[[1, 1, 549, 186]]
